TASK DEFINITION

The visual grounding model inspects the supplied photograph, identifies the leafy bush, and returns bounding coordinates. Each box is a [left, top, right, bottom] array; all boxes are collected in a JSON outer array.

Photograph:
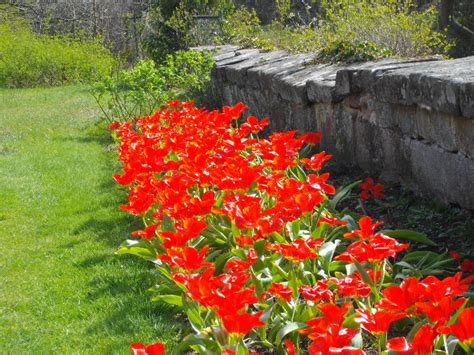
[[93, 59, 167, 123], [318, 0, 452, 58], [92, 50, 214, 122], [220, 0, 451, 61], [221, 7, 275, 50], [0, 9, 116, 88], [318, 40, 392, 63], [112, 101, 473, 354]]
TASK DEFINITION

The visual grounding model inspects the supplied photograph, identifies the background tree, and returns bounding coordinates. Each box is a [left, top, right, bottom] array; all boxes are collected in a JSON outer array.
[[438, 0, 474, 56]]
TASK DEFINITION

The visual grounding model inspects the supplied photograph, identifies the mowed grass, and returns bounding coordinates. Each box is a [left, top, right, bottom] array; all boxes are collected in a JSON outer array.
[[0, 86, 182, 353]]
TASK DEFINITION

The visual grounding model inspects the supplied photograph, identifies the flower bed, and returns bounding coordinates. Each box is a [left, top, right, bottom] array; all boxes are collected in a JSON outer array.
[[110, 101, 473, 354]]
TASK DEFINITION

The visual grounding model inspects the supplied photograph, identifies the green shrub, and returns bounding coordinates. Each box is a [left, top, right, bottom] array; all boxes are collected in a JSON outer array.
[[93, 59, 167, 123], [92, 50, 214, 122], [222, 7, 275, 51], [0, 9, 116, 88], [219, 0, 451, 61], [162, 48, 216, 97], [318, 0, 452, 58], [318, 40, 392, 63]]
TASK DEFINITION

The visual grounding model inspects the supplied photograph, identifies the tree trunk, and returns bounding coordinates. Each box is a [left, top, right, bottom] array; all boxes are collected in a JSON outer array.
[[438, 0, 455, 30], [439, 0, 474, 43]]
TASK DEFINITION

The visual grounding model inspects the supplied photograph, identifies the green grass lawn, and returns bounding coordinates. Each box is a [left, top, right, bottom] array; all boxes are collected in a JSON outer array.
[[0, 86, 183, 353]]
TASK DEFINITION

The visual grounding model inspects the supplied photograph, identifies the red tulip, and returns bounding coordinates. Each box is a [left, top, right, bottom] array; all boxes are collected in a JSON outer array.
[[343, 216, 383, 240], [359, 177, 384, 200], [387, 324, 437, 354], [158, 245, 211, 271], [355, 309, 405, 336], [440, 307, 474, 348], [376, 276, 426, 314], [308, 325, 361, 354], [267, 238, 322, 262], [263, 282, 293, 302], [284, 339, 296, 355], [300, 131, 322, 145], [130, 341, 164, 355], [220, 311, 265, 336], [300, 151, 332, 171]]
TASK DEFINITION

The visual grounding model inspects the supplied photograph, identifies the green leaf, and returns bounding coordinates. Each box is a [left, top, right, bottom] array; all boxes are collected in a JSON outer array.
[[270, 232, 286, 243], [445, 298, 468, 326], [154, 264, 171, 278], [311, 223, 326, 238], [296, 165, 307, 181], [352, 259, 374, 288], [395, 261, 416, 270], [172, 333, 219, 355], [151, 294, 183, 306], [252, 259, 266, 273], [260, 304, 275, 322], [406, 320, 426, 342], [117, 239, 155, 260], [456, 340, 471, 354], [319, 241, 339, 271], [186, 307, 203, 330], [446, 336, 459, 355], [251, 269, 264, 296], [182, 297, 204, 331], [231, 222, 240, 238], [402, 251, 438, 264], [382, 229, 437, 247], [350, 331, 363, 349], [254, 239, 266, 256], [268, 317, 283, 342], [290, 220, 301, 239], [162, 213, 175, 232], [213, 252, 230, 274], [399, 251, 456, 277], [275, 322, 306, 345], [288, 270, 300, 300], [341, 214, 358, 231], [342, 313, 359, 329], [236, 340, 248, 355], [232, 248, 247, 260], [329, 260, 347, 273], [329, 181, 361, 209]]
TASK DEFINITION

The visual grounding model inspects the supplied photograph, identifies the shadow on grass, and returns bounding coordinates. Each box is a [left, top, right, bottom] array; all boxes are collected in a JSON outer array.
[[72, 214, 186, 349], [82, 253, 185, 350], [65, 120, 186, 347], [72, 214, 141, 248], [56, 117, 114, 146], [70, 122, 141, 248]]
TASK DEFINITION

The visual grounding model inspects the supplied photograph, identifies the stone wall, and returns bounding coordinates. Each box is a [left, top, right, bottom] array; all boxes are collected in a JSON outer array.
[[201, 46, 474, 209]]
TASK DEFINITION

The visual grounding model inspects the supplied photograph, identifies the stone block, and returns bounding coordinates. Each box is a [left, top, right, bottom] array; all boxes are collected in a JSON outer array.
[[459, 81, 474, 119], [404, 138, 474, 209], [224, 51, 288, 86], [452, 116, 474, 158], [249, 54, 314, 92]]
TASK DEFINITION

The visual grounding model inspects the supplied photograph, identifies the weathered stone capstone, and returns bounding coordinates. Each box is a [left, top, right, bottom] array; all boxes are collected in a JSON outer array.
[[196, 46, 474, 209]]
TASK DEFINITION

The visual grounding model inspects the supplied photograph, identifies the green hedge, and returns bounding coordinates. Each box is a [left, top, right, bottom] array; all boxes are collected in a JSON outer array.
[[0, 11, 116, 88]]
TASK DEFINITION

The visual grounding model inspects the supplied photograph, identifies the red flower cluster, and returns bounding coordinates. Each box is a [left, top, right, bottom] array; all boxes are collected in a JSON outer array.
[[337, 217, 409, 264], [111, 101, 329, 346], [111, 102, 473, 354], [359, 177, 384, 201]]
